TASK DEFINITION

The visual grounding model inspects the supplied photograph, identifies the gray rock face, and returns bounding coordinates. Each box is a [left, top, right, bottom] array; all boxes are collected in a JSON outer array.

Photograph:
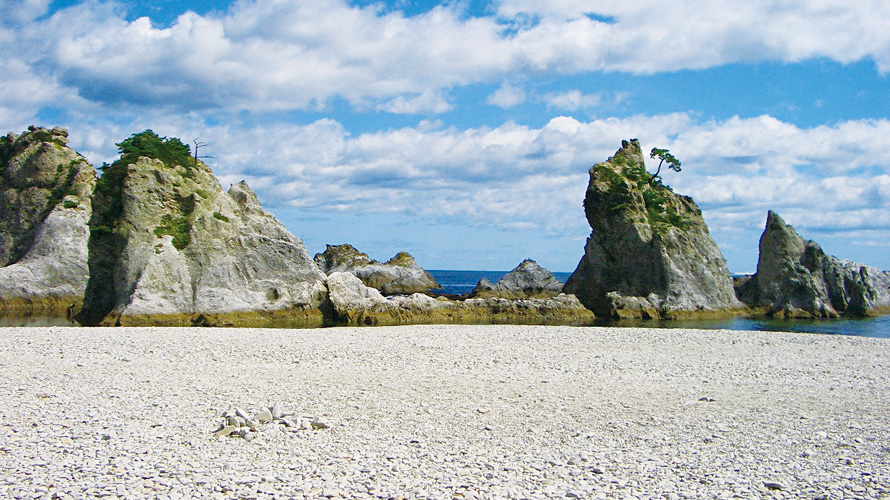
[[563, 139, 742, 319], [76, 133, 327, 326], [315, 244, 439, 295], [471, 259, 563, 299], [0, 126, 96, 311], [326, 271, 594, 326], [736, 211, 890, 317]]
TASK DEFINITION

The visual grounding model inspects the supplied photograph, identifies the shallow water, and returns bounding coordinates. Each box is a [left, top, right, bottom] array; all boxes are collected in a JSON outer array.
[[0, 316, 77, 327], [596, 315, 890, 339]]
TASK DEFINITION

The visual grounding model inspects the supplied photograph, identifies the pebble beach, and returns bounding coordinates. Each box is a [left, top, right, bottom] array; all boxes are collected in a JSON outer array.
[[1, 325, 888, 500]]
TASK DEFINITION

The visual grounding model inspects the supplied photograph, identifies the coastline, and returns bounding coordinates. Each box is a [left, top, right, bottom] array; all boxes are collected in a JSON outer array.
[[1, 324, 888, 498]]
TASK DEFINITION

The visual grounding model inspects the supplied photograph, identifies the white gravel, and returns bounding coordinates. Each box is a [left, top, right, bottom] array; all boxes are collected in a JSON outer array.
[[1, 324, 888, 500]]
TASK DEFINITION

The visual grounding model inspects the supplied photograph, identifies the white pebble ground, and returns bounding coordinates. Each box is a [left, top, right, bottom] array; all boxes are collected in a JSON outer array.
[[1, 325, 888, 499]]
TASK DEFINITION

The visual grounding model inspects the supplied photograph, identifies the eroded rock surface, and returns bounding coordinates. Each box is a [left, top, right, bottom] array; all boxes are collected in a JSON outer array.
[[76, 131, 327, 326], [0, 126, 96, 313], [736, 211, 890, 317], [563, 139, 742, 319], [471, 259, 563, 299], [315, 244, 439, 295]]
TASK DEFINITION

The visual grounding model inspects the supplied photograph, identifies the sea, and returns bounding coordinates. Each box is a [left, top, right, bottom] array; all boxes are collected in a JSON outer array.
[[428, 270, 890, 339], [2, 269, 887, 338]]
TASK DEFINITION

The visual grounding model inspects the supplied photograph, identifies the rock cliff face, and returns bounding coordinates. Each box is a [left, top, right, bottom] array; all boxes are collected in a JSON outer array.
[[326, 272, 594, 326], [76, 130, 327, 326], [564, 139, 742, 319], [0, 126, 96, 313], [314, 244, 439, 295], [471, 259, 564, 299], [736, 211, 890, 318]]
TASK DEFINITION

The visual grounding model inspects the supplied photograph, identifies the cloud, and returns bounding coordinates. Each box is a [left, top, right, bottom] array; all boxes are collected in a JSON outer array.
[[52, 113, 882, 248], [488, 82, 526, 108], [377, 91, 453, 114], [4, 0, 890, 119], [541, 90, 601, 111], [496, 0, 890, 71], [0, 0, 51, 24]]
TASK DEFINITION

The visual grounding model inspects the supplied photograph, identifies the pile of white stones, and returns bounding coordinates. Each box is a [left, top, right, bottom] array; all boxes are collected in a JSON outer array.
[[213, 404, 331, 440]]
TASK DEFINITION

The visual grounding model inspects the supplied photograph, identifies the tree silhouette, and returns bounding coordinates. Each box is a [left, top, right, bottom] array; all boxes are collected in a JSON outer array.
[[648, 147, 681, 185]]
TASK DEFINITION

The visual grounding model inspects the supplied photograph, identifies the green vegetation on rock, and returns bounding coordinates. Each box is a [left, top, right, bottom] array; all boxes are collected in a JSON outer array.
[[154, 214, 191, 250], [591, 151, 686, 234], [116, 130, 191, 171], [95, 130, 194, 219]]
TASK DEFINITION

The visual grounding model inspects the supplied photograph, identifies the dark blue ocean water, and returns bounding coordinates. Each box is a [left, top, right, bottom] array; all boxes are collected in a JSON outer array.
[[427, 270, 890, 339]]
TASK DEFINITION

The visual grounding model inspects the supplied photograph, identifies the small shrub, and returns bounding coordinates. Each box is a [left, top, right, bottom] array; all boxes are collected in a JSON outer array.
[[154, 214, 191, 250], [90, 225, 113, 235], [213, 212, 229, 223], [63, 200, 78, 209]]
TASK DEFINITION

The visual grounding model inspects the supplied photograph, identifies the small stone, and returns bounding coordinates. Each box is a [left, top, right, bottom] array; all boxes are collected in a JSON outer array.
[[214, 425, 237, 437], [763, 481, 784, 491], [254, 408, 273, 423], [270, 403, 282, 420], [311, 419, 330, 430]]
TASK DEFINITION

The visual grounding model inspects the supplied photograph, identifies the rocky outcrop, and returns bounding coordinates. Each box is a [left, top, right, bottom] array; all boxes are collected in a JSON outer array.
[[0, 126, 96, 314], [76, 130, 327, 326], [563, 139, 743, 319], [471, 259, 564, 299], [326, 272, 594, 326], [314, 243, 373, 272], [736, 211, 890, 318], [314, 244, 439, 295]]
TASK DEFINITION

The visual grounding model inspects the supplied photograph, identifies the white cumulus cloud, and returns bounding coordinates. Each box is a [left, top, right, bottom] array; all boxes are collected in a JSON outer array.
[[3, 0, 890, 118]]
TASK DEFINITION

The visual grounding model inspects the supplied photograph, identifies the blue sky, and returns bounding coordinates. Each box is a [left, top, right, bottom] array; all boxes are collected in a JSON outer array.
[[3, 0, 890, 272]]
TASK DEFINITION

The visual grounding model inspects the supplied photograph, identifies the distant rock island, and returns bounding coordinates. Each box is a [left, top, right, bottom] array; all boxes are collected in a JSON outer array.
[[736, 211, 890, 318], [564, 139, 743, 319], [314, 243, 439, 295], [2, 127, 888, 325], [471, 259, 563, 299]]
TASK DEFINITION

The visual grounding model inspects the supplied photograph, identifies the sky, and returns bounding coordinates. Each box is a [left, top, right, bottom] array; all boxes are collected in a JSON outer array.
[[3, 0, 890, 273]]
